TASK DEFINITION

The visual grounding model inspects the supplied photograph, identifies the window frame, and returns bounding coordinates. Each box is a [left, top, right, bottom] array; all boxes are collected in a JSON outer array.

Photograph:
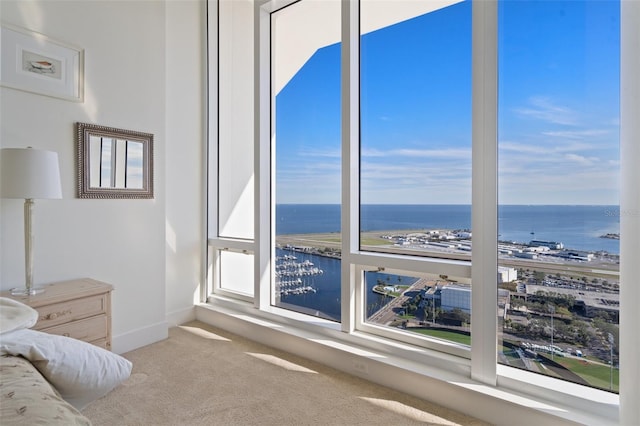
[[207, 0, 639, 422]]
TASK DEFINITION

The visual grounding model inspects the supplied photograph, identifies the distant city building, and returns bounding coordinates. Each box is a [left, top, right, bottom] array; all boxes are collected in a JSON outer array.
[[497, 288, 510, 319], [498, 244, 514, 255], [498, 266, 518, 283], [526, 284, 618, 319], [525, 246, 549, 253], [514, 252, 538, 260], [441, 285, 471, 313], [529, 240, 564, 250], [553, 251, 594, 262]]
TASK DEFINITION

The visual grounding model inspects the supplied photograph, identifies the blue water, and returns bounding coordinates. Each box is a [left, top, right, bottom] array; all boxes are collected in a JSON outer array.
[[276, 248, 407, 321], [276, 204, 620, 254], [275, 204, 620, 321]]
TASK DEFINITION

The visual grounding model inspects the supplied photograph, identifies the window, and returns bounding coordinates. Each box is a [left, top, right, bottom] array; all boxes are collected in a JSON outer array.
[[272, 0, 342, 319], [211, 0, 256, 298], [497, 0, 620, 393], [360, 0, 472, 347], [360, 1, 472, 257], [209, 0, 638, 421]]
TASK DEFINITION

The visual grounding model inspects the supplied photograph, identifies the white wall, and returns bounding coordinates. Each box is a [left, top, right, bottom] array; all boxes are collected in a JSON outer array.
[[165, 0, 206, 325], [0, 0, 205, 352]]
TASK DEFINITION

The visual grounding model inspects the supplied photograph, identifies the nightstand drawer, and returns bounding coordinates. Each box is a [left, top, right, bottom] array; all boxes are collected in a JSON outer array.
[[1, 278, 113, 350], [41, 315, 108, 343], [33, 293, 108, 330]]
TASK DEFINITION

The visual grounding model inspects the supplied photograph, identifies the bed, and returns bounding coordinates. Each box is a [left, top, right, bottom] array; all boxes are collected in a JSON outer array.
[[0, 297, 132, 424]]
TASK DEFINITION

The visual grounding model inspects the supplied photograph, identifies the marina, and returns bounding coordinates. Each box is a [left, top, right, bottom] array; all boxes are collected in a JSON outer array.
[[275, 254, 323, 296]]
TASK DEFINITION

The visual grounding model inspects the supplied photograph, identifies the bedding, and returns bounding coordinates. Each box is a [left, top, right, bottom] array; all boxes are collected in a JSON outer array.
[[0, 296, 132, 417], [1, 328, 133, 410], [0, 296, 38, 334], [0, 354, 91, 425]]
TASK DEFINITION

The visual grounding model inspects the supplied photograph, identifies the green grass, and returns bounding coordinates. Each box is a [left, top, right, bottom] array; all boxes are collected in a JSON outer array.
[[316, 237, 341, 243], [501, 340, 618, 392], [411, 328, 471, 346], [555, 357, 619, 392], [360, 238, 391, 246], [373, 284, 411, 298]]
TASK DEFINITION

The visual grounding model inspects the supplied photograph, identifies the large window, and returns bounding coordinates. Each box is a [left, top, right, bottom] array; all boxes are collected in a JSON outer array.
[[271, 0, 342, 320], [360, 0, 472, 346], [497, 0, 620, 392], [210, 0, 638, 422]]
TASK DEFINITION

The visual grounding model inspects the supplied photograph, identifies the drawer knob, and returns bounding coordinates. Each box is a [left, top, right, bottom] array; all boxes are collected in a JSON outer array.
[[41, 309, 71, 321]]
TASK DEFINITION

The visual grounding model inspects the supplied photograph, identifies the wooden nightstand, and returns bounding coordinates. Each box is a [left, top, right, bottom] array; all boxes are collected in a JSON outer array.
[[1, 278, 113, 350]]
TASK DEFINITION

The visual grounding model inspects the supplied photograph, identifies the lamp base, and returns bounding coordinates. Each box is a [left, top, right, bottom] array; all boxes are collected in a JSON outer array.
[[10, 287, 45, 296]]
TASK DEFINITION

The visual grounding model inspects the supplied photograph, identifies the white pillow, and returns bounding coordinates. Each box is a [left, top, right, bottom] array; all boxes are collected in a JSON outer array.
[[0, 297, 39, 334], [0, 328, 132, 410]]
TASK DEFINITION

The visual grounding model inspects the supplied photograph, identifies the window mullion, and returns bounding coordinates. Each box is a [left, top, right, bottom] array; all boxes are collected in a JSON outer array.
[[619, 1, 640, 423], [341, 0, 360, 333], [471, 0, 498, 386], [207, 0, 219, 301], [255, 2, 272, 310]]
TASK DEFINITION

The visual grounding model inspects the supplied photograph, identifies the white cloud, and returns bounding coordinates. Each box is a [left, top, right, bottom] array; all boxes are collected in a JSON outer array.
[[295, 147, 341, 158], [513, 96, 579, 126], [563, 153, 598, 166], [541, 129, 610, 139], [362, 147, 470, 159], [499, 140, 596, 155]]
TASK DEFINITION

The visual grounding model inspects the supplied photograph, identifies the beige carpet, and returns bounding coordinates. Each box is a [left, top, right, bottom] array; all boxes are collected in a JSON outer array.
[[82, 321, 490, 426]]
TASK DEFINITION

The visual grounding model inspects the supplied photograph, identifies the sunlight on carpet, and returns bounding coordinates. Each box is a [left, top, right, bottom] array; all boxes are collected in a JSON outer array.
[[179, 325, 232, 341], [245, 352, 319, 373], [359, 397, 462, 425]]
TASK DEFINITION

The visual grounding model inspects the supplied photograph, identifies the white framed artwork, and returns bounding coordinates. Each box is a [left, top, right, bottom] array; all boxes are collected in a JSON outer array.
[[1, 23, 84, 102]]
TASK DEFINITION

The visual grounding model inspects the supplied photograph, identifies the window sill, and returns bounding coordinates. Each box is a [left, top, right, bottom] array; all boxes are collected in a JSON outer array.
[[196, 296, 618, 426]]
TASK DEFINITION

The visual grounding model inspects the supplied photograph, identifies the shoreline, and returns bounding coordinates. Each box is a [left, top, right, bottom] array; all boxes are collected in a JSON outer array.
[[276, 229, 619, 276]]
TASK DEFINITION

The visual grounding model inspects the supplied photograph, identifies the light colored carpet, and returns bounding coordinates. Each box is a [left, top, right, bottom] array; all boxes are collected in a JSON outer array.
[[83, 321, 491, 426]]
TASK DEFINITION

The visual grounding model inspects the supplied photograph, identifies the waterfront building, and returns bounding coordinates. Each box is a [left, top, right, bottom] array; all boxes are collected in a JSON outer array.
[[529, 240, 564, 250]]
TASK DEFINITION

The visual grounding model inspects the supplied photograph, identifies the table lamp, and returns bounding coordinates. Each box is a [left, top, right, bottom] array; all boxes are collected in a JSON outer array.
[[1, 147, 62, 295]]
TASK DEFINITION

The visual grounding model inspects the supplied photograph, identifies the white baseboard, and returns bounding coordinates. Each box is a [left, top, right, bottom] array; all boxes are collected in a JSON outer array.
[[166, 305, 197, 327], [113, 321, 169, 354]]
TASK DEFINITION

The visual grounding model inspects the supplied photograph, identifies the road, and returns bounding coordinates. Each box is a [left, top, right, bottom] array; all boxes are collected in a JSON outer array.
[[367, 278, 431, 325]]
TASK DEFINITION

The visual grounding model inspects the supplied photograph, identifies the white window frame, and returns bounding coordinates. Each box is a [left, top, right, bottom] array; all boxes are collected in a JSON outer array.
[[208, 1, 640, 423]]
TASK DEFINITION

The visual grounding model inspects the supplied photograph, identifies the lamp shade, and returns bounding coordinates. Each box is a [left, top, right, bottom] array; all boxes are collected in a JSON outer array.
[[0, 148, 62, 199]]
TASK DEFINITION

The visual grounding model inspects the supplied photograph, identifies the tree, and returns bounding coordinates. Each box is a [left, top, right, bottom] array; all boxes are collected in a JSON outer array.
[[555, 306, 571, 317], [534, 271, 546, 283], [510, 297, 523, 310]]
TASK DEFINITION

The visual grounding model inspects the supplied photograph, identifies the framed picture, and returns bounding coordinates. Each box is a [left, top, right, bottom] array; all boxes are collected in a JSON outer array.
[[0, 23, 84, 102]]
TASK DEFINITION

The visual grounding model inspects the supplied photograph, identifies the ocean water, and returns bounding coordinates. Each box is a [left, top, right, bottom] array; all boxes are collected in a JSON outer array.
[[275, 204, 620, 321], [276, 204, 620, 254]]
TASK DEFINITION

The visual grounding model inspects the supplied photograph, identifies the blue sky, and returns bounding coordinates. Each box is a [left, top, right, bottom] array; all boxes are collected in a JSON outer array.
[[275, 0, 620, 205]]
